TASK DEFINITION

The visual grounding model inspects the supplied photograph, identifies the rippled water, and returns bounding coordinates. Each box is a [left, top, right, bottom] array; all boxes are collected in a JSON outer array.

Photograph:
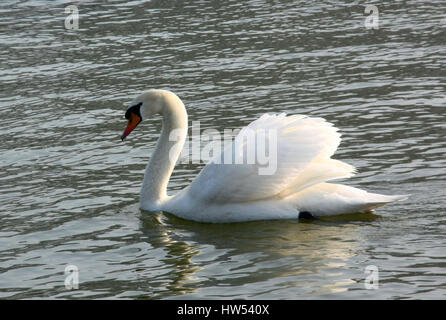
[[0, 0, 445, 299]]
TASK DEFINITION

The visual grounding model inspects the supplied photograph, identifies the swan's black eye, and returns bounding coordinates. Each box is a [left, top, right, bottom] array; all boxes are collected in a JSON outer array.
[[125, 102, 142, 119]]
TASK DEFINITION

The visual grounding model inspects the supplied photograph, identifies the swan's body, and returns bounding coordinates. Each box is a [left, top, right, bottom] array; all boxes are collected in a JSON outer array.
[[121, 89, 406, 223]]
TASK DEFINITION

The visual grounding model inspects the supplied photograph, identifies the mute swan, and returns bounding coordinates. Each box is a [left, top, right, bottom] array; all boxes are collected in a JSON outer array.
[[121, 89, 406, 223]]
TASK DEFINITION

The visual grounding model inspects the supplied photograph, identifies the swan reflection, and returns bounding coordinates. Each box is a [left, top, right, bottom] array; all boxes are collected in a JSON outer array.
[[139, 210, 379, 298]]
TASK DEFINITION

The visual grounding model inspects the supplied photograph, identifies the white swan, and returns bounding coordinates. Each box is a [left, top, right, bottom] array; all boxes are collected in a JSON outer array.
[[121, 89, 406, 223]]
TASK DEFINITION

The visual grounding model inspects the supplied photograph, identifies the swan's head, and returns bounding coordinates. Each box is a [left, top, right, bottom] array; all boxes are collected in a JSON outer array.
[[121, 90, 165, 141]]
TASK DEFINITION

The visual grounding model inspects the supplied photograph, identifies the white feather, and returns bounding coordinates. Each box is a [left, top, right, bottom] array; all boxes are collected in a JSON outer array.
[[287, 183, 408, 216], [186, 113, 353, 204]]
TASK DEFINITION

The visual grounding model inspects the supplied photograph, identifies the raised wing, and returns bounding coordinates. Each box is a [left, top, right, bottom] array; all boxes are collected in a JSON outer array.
[[185, 113, 355, 204]]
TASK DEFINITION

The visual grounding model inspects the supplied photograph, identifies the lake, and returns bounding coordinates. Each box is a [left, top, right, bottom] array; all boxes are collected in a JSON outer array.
[[0, 0, 445, 299]]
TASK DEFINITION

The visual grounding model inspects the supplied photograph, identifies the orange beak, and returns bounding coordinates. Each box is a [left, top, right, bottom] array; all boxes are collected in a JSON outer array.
[[121, 112, 141, 141]]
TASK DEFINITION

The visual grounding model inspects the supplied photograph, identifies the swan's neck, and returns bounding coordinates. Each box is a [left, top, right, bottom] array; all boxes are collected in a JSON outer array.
[[140, 95, 187, 209]]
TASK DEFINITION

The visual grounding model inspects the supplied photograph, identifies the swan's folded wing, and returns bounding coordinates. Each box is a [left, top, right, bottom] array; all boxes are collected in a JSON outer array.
[[288, 183, 408, 216], [186, 113, 355, 204]]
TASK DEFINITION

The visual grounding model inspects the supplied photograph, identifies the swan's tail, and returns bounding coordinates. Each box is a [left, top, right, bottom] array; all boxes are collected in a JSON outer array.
[[286, 183, 408, 217]]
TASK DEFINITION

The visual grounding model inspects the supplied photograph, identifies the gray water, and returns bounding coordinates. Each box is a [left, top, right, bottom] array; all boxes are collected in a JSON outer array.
[[0, 0, 445, 299]]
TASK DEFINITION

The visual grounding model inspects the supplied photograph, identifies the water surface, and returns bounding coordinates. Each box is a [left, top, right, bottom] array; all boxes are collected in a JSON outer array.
[[0, 0, 445, 299]]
